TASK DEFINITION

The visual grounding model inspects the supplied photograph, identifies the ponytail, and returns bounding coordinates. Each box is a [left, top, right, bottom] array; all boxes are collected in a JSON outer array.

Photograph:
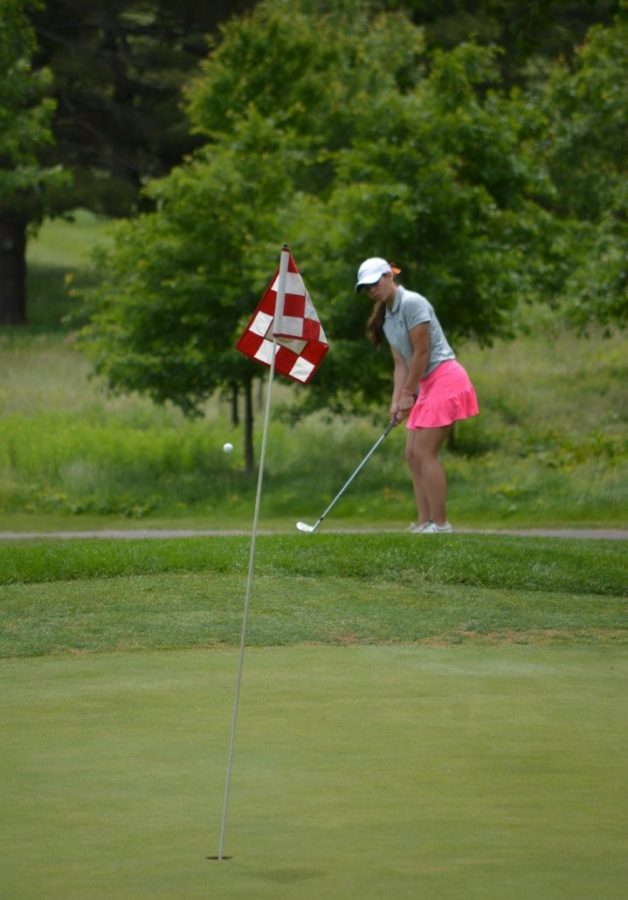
[[367, 301, 387, 347]]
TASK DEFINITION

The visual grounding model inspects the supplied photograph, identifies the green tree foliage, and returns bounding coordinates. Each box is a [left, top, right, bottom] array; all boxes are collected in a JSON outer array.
[[0, 0, 67, 323], [32, 0, 256, 216], [79, 108, 308, 470], [80, 0, 625, 465], [0, 0, 256, 325], [390, 0, 620, 79], [531, 13, 627, 330], [82, 1, 385, 467], [294, 39, 557, 417], [81, 3, 544, 440]]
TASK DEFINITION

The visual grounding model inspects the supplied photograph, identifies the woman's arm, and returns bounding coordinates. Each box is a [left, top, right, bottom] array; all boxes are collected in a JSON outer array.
[[404, 323, 429, 391], [390, 348, 408, 423], [395, 324, 429, 419]]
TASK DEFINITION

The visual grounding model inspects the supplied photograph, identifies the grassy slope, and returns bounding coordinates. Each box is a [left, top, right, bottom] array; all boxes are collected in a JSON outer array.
[[1, 534, 625, 657]]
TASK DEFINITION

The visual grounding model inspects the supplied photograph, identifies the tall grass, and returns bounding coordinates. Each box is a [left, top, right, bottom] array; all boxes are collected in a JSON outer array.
[[1, 216, 626, 529], [1, 327, 625, 528]]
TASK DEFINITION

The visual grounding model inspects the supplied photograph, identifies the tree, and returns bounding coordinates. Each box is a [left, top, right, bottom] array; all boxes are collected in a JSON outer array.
[[79, 111, 309, 472], [0, 0, 257, 325], [388, 0, 621, 81], [0, 0, 67, 324], [282, 38, 559, 419], [81, 0, 559, 467], [529, 12, 627, 330], [32, 0, 257, 216], [80, 0, 376, 471]]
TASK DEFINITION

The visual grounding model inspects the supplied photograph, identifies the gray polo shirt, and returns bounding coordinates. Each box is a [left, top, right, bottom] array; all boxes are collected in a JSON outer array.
[[383, 286, 455, 377]]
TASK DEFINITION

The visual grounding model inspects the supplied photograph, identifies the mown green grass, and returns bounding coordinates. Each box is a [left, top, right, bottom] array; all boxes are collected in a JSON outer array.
[[2, 645, 627, 899], [28, 209, 111, 270], [1, 529, 626, 898], [1, 533, 625, 592], [2, 215, 626, 900], [1, 534, 625, 657], [2, 570, 625, 658]]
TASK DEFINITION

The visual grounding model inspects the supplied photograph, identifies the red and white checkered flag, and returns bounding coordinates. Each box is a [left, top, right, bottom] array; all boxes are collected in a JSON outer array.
[[236, 251, 328, 384]]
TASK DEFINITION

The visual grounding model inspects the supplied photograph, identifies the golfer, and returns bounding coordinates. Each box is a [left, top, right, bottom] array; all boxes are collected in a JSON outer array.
[[356, 257, 479, 533]]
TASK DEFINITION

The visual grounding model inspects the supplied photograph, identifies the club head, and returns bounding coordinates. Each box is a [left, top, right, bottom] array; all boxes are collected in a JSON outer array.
[[296, 521, 316, 533]]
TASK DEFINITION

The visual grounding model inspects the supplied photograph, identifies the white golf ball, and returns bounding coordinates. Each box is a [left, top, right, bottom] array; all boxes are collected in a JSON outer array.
[[223, 442, 234, 454]]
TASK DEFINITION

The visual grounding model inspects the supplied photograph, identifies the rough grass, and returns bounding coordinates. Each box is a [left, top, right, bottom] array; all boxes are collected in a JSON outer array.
[[0, 333, 625, 526]]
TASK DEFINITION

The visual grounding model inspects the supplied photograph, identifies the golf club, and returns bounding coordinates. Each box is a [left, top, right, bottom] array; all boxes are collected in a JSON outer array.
[[296, 420, 396, 533]]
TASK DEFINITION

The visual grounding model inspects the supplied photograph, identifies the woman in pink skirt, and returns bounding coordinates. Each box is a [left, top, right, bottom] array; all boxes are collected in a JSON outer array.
[[356, 257, 479, 534]]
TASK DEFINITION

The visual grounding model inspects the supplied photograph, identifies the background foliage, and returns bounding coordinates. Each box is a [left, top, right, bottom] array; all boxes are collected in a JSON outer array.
[[75, 0, 627, 464], [1, 0, 626, 492], [0, 0, 67, 323]]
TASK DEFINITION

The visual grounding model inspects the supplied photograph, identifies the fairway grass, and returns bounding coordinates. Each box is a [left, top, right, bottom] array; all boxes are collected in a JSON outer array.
[[2, 645, 627, 899]]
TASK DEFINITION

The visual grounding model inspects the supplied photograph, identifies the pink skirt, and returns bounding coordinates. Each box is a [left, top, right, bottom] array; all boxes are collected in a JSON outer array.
[[407, 359, 479, 430]]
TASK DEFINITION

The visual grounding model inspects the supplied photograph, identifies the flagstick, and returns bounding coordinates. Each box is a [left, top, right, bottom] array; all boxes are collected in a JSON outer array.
[[216, 245, 291, 861]]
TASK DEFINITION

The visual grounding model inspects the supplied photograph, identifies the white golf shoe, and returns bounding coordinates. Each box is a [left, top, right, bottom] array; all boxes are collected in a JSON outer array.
[[423, 521, 454, 534]]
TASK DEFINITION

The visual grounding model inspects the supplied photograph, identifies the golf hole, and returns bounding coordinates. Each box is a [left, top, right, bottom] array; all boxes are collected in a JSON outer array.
[[207, 855, 233, 861]]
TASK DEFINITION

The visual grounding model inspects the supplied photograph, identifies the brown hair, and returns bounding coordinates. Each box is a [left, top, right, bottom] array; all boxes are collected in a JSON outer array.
[[365, 263, 400, 347], [367, 301, 387, 347]]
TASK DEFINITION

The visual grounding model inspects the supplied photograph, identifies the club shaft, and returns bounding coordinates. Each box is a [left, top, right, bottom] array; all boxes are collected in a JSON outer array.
[[312, 422, 394, 529]]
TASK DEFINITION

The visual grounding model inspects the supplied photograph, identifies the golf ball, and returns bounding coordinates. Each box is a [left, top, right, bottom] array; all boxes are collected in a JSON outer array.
[[223, 442, 234, 454]]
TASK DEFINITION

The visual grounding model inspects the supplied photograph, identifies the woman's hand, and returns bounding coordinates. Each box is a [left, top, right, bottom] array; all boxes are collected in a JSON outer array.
[[398, 389, 416, 417], [391, 390, 415, 424]]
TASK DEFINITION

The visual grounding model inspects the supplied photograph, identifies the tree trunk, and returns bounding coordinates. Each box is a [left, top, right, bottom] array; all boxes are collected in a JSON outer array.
[[0, 216, 27, 325], [230, 383, 240, 426], [244, 378, 255, 475]]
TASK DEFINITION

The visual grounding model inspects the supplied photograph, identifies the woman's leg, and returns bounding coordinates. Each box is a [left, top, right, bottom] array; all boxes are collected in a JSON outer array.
[[405, 426, 452, 524], [406, 434, 431, 525]]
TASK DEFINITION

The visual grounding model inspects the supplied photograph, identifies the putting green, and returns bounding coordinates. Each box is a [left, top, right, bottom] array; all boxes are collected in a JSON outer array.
[[1, 645, 626, 899]]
